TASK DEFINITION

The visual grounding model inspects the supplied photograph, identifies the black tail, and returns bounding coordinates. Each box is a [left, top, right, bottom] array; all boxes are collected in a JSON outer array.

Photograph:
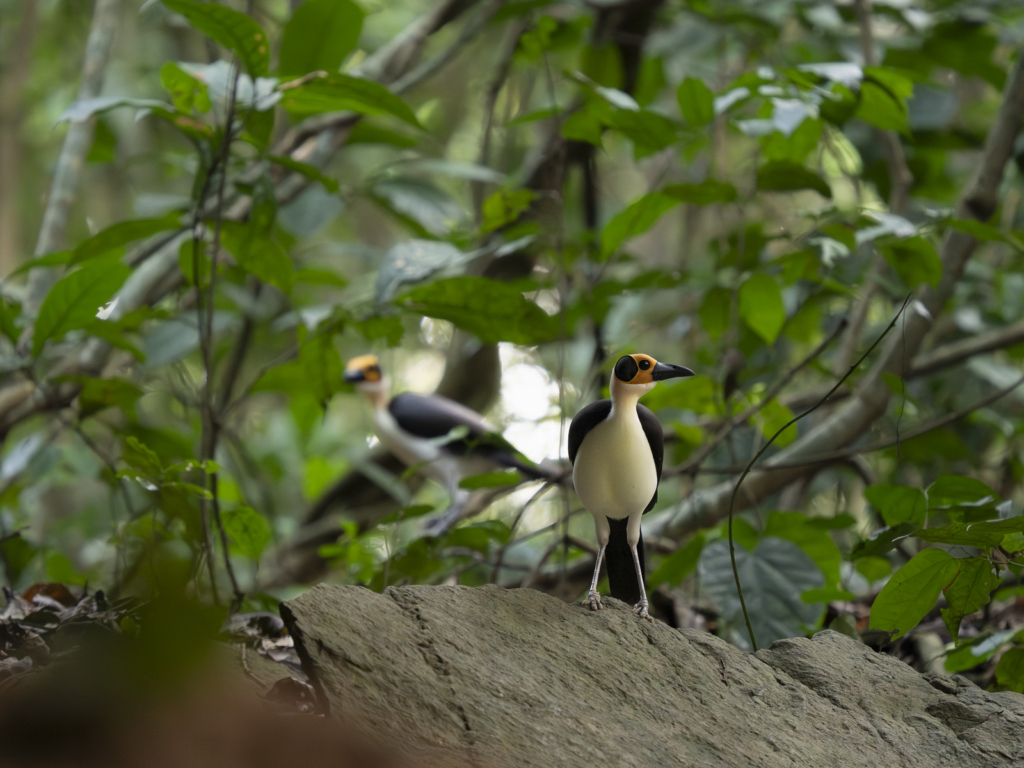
[[606, 517, 645, 605]]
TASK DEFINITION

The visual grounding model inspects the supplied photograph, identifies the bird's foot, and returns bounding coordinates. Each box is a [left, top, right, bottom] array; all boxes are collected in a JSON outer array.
[[633, 598, 653, 623], [583, 591, 603, 611]]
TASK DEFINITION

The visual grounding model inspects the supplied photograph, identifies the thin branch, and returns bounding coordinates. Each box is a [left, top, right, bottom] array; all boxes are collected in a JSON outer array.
[[727, 296, 910, 652], [24, 0, 119, 315]]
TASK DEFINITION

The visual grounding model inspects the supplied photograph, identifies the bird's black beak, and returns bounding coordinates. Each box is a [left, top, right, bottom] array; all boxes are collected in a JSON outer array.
[[344, 370, 367, 383], [651, 362, 695, 381]]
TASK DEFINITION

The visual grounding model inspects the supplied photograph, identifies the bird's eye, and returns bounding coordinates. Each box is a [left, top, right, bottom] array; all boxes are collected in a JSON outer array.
[[639, 359, 651, 370]]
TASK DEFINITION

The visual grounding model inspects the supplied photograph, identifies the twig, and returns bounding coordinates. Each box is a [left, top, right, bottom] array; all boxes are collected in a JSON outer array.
[[490, 480, 556, 582], [728, 296, 911, 651], [24, 0, 120, 316]]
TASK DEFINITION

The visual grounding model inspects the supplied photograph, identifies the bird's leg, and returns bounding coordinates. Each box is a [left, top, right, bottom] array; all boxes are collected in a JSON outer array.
[[629, 541, 652, 623], [583, 543, 606, 611]]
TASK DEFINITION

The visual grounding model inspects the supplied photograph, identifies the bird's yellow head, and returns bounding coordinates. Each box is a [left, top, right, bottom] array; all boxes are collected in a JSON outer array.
[[344, 354, 383, 383], [611, 354, 694, 398]]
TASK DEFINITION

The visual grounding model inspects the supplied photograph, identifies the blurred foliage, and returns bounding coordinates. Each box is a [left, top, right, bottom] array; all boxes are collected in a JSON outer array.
[[0, 0, 1024, 693]]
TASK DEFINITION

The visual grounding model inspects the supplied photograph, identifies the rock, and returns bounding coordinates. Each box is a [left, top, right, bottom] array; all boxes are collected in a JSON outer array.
[[281, 584, 1024, 768]]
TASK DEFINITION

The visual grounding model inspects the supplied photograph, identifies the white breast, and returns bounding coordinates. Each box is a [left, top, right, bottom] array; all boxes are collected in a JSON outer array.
[[572, 407, 657, 520]]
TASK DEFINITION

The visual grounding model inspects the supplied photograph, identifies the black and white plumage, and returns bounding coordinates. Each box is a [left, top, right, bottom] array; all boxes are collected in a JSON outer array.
[[344, 355, 553, 530], [569, 353, 694, 620]]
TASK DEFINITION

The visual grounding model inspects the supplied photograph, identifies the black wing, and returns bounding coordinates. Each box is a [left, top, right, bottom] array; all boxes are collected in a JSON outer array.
[[389, 393, 553, 479], [388, 392, 490, 440], [637, 403, 664, 513], [568, 399, 612, 465]]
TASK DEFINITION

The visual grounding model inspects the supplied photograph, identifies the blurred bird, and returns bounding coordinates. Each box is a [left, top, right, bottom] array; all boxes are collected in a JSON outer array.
[[569, 353, 694, 620], [344, 355, 558, 531]]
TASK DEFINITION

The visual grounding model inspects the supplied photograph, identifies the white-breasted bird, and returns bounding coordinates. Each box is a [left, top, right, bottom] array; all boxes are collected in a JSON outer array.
[[344, 354, 556, 530], [569, 353, 694, 620]]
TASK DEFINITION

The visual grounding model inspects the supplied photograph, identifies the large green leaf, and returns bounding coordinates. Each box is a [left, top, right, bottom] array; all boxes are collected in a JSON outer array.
[[279, 0, 363, 76], [928, 475, 998, 508], [757, 160, 831, 198], [600, 192, 678, 258], [754, 399, 798, 448], [71, 211, 183, 265], [279, 74, 420, 126], [762, 512, 842, 587], [869, 548, 961, 641], [399, 277, 558, 345], [864, 485, 927, 526], [220, 221, 294, 293], [699, 287, 731, 339], [162, 0, 270, 78], [850, 522, 917, 560], [33, 259, 132, 355], [677, 77, 715, 126], [855, 81, 908, 135], [221, 505, 272, 560], [941, 556, 999, 642], [268, 155, 339, 193], [914, 523, 1005, 550], [995, 647, 1024, 693], [160, 62, 211, 113], [880, 236, 941, 289], [699, 536, 825, 650], [738, 273, 785, 344]]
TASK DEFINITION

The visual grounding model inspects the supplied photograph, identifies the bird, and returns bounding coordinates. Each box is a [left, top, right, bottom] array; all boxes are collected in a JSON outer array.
[[569, 353, 694, 620], [343, 354, 557, 531]]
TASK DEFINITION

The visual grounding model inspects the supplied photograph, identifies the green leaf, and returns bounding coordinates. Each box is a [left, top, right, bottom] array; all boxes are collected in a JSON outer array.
[[280, 74, 420, 127], [600, 192, 678, 258], [279, 0, 363, 76], [869, 548, 960, 641], [761, 118, 823, 163], [738, 273, 785, 344], [928, 475, 997, 508], [0, 534, 36, 584], [562, 110, 603, 145], [915, 523, 1005, 550], [864, 485, 927, 526], [763, 511, 842, 587], [33, 259, 132, 355], [347, 122, 418, 148], [78, 377, 144, 419], [606, 108, 678, 155], [160, 62, 211, 113], [70, 211, 182, 265], [941, 557, 999, 642], [220, 221, 293, 293], [945, 630, 1016, 673], [855, 81, 908, 135], [648, 532, 705, 589], [481, 190, 536, 233], [123, 436, 163, 477], [398, 277, 558, 345], [87, 119, 117, 163], [699, 287, 731, 340], [850, 522, 917, 559], [677, 77, 715, 126], [459, 470, 522, 489], [162, 0, 270, 77], [663, 179, 737, 205], [754, 399, 797, 448], [995, 647, 1024, 693], [880, 236, 941, 289], [757, 159, 831, 198], [221, 505, 272, 560], [699, 536, 825, 650], [268, 155, 339, 193]]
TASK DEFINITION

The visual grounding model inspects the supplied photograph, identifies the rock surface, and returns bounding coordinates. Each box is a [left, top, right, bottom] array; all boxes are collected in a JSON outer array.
[[281, 584, 1024, 767]]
